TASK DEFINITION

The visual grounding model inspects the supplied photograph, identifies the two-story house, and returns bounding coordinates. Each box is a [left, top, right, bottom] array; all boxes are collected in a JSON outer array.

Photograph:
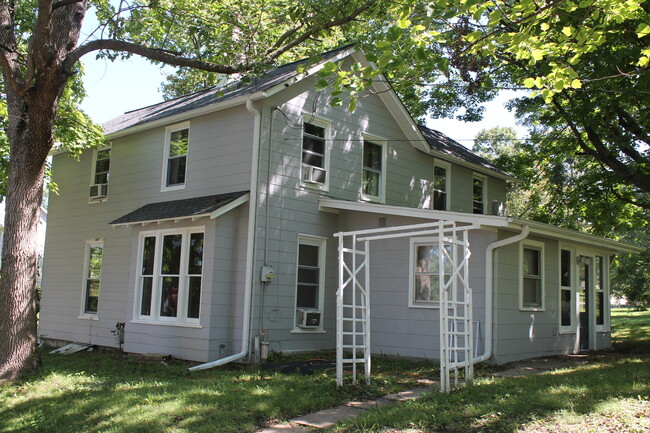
[[39, 46, 641, 371]]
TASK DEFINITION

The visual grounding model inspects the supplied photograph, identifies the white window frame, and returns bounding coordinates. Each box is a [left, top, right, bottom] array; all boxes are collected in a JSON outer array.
[[409, 237, 452, 309], [472, 174, 487, 215], [558, 245, 577, 334], [361, 134, 387, 203], [300, 115, 331, 192], [594, 254, 609, 332], [89, 145, 111, 203], [161, 121, 190, 192], [133, 227, 204, 327], [520, 240, 545, 311], [79, 239, 103, 319], [293, 235, 327, 332], [433, 160, 451, 211]]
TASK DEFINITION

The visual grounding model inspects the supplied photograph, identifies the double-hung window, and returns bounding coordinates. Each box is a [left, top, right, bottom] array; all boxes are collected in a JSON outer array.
[[89, 147, 110, 201], [409, 238, 451, 307], [136, 228, 204, 325], [362, 138, 386, 201], [301, 119, 329, 188], [163, 122, 190, 190], [81, 240, 103, 316], [559, 247, 575, 332], [295, 236, 326, 330], [595, 255, 606, 328], [472, 175, 486, 214], [520, 241, 545, 310], [433, 161, 450, 211]]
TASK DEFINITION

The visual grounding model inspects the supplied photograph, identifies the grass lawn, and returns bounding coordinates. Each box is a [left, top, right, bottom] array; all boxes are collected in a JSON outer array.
[[2, 310, 649, 433], [330, 308, 650, 433], [0, 349, 437, 433]]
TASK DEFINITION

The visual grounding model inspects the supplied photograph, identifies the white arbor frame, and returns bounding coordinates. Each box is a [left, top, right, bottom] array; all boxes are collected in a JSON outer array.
[[335, 220, 478, 393]]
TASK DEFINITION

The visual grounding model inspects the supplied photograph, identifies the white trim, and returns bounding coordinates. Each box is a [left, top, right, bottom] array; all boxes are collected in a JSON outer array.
[[133, 227, 205, 326], [520, 240, 545, 311], [210, 193, 250, 219], [360, 134, 387, 203], [293, 235, 327, 332], [80, 239, 104, 317], [319, 197, 511, 227], [594, 254, 609, 333], [433, 160, 451, 211], [558, 245, 578, 334], [161, 121, 190, 192], [300, 115, 331, 192], [472, 173, 487, 215]]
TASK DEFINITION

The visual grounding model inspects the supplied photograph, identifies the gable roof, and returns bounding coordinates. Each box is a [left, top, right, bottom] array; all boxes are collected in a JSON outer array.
[[109, 191, 249, 226], [103, 45, 355, 136], [418, 126, 509, 178]]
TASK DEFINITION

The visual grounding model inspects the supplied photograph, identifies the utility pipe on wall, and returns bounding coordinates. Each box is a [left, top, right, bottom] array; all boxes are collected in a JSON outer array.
[[188, 99, 262, 372], [474, 225, 530, 363]]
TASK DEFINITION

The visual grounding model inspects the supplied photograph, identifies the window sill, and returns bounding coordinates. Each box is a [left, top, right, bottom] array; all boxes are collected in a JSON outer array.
[[300, 182, 329, 193], [290, 328, 326, 334], [519, 307, 545, 312], [558, 328, 576, 335], [161, 184, 186, 193], [130, 319, 202, 328], [360, 194, 384, 204], [78, 314, 99, 320], [408, 303, 440, 309], [88, 199, 108, 204]]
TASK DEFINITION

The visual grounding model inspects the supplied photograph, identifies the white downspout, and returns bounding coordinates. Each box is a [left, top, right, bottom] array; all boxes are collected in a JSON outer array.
[[189, 98, 262, 372], [474, 225, 529, 363]]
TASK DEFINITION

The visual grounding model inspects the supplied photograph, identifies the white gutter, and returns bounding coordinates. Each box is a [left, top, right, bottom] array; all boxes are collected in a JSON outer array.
[[188, 99, 261, 371], [474, 225, 530, 363]]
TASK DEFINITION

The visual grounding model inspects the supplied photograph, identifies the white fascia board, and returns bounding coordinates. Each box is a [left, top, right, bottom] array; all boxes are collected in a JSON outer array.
[[319, 197, 511, 227], [105, 93, 266, 140], [111, 214, 211, 228], [428, 149, 513, 182], [210, 192, 250, 219], [509, 218, 644, 254]]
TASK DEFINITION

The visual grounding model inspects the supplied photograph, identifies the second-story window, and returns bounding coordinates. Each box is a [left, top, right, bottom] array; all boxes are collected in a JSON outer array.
[[89, 147, 110, 201], [362, 139, 385, 201], [301, 120, 328, 188], [472, 175, 485, 214], [163, 123, 190, 190], [433, 162, 449, 211]]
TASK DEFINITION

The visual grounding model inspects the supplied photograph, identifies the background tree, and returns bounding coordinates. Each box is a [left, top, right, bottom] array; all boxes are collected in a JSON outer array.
[[0, 0, 404, 382]]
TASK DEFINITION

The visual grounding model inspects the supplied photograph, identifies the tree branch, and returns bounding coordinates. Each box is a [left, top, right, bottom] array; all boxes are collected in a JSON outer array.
[[63, 39, 241, 74]]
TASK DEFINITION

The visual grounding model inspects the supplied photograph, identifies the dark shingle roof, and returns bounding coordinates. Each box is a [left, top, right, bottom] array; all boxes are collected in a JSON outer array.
[[109, 191, 249, 225], [418, 125, 509, 177], [102, 46, 354, 135]]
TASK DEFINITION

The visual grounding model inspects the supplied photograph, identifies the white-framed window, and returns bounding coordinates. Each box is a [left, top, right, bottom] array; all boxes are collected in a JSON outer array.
[[300, 116, 330, 190], [134, 227, 204, 325], [89, 147, 111, 202], [409, 237, 451, 308], [81, 240, 103, 317], [472, 174, 486, 214], [520, 240, 545, 311], [559, 246, 576, 333], [433, 160, 450, 211], [294, 236, 326, 330], [361, 136, 387, 202], [594, 255, 608, 331], [162, 122, 190, 191]]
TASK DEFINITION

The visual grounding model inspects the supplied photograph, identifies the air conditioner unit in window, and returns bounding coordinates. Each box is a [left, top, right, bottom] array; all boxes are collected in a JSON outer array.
[[301, 165, 326, 184], [296, 309, 321, 328], [89, 183, 108, 201]]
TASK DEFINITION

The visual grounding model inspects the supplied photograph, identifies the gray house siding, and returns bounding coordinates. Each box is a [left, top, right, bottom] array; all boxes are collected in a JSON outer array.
[[39, 105, 256, 362]]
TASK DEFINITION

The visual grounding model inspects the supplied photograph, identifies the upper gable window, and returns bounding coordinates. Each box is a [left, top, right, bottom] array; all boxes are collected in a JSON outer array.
[[89, 147, 110, 202], [472, 175, 486, 214], [301, 118, 329, 189], [163, 122, 190, 191], [362, 138, 386, 201], [433, 161, 450, 211]]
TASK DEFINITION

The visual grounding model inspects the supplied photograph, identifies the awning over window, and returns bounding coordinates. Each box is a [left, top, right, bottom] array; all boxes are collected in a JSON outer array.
[[109, 191, 249, 227]]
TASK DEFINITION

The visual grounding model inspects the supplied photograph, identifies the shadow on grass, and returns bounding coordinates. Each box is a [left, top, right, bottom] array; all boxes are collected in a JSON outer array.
[[0, 350, 438, 433], [333, 352, 650, 433]]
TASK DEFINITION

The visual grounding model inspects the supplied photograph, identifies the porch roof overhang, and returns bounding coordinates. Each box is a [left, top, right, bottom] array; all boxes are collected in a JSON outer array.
[[509, 218, 644, 254], [318, 197, 512, 228], [109, 191, 249, 227]]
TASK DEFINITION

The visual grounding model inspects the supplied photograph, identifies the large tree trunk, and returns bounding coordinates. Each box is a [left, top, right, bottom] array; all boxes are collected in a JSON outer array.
[[0, 85, 61, 382]]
